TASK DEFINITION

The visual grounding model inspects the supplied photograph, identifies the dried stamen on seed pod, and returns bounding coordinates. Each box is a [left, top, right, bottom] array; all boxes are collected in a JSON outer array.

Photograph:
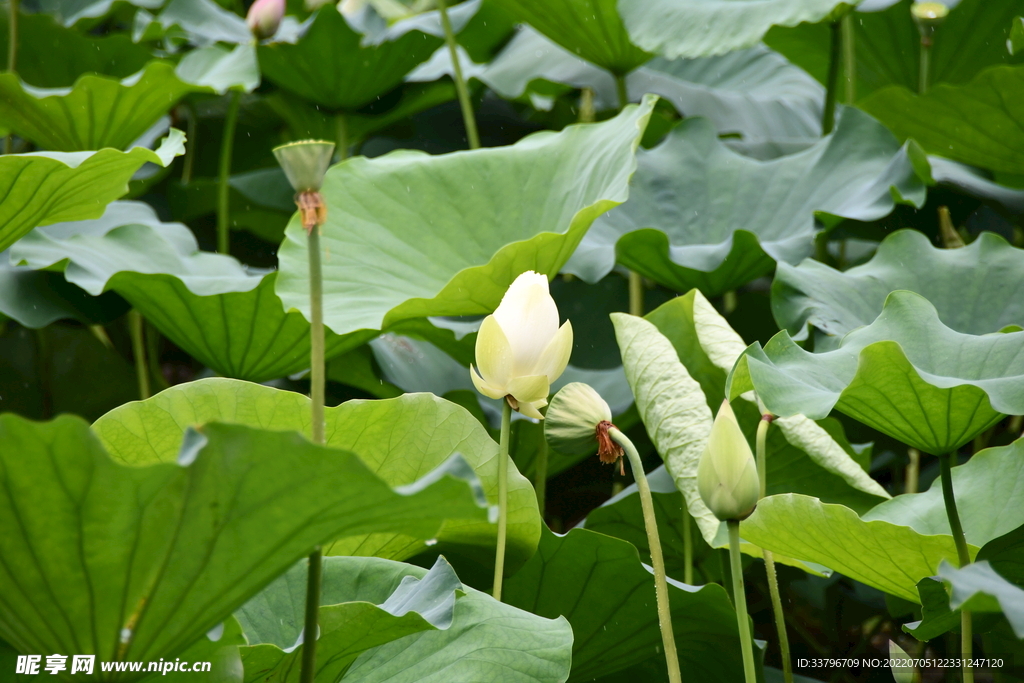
[[296, 190, 327, 234], [596, 420, 625, 476]]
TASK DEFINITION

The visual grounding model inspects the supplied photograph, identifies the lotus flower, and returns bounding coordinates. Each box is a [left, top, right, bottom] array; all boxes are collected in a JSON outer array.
[[470, 271, 573, 419], [697, 400, 760, 521], [246, 0, 284, 39]]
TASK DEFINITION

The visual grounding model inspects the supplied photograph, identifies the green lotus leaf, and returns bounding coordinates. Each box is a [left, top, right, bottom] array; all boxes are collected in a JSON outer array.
[[238, 555, 572, 683], [92, 378, 541, 571], [938, 561, 1024, 638], [277, 97, 655, 335], [141, 0, 253, 44], [740, 494, 971, 602], [978, 524, 1024, 588], [565, 107, 925, 297], [30, 0, 160, 27], [413, 27, 822, 155], [237, 557, 460, 682], [489, 0, 650, 74], [0, 414, 486, 677], [503, 526, 751, 682], [337, 560, 572, 683], [728, 291, 1024, 454], [617, 0, 848, 59], [10, 201, 365, 381], [0, 130, 183, 253], [0, 255, 128, 328], [773, 230, 1024, 345], [923, 155, 1024, 214], [258, 1, 479, 110], [0, 48, 256, 152], [860, 66, 1024, 175], [1011, 15, 1024, 56], [863, 439, 1024, 547], [0, 11, 150, 86], [765, 0, 1024, 100]]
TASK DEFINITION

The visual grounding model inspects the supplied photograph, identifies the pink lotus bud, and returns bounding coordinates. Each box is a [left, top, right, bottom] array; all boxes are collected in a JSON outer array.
[[246, 0, 284, 39]]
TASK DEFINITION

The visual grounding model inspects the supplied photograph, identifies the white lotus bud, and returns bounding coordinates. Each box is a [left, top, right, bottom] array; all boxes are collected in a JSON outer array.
[[697, 400, 760, 521]]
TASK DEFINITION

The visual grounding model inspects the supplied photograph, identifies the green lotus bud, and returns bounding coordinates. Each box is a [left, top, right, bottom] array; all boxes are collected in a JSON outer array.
[[273, 140, 335, 193], [911, 2, 948, 41], [697, 400, 759, 521], [545, 382, 624, 472]]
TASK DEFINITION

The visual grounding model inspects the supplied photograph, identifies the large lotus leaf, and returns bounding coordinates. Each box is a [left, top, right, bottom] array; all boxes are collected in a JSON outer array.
[[0, 255, 128, 328], [628, 46, 824, 158], [765, 0, 1024, 101], [0, 11, 150, 86], [617, 0, 847, 59], [258, 2, 478, 110], [238, 556, 572, 683], [237, 557, 460, 682], [29, 0, 160, 26], [860, 66, 1024, 175], [728, 291, 1024, 454], [773, 230, 1024, 344], [924, 155, 1024, 214], [92, 378, 541, 571], [611, 308, 871, 574], [565, 107, 926, 297], [863, 439, 1024, 548], [979, 525, 1024, 588], [9, 201, 362, 381], [276, 97, 655, 335], [0, 414, 486, 679], [138, 0, 252, 44], [412, 27, 822, 155], [503, 526, 749, 682], [0, 130, 183, 253], [644, 290, 888, 507], [323, 557, 573, 679], [938, 561, 1024, 638], [489, 0, 650, 74], [741, 494, 972, 602], [0, 50, 255, 152]]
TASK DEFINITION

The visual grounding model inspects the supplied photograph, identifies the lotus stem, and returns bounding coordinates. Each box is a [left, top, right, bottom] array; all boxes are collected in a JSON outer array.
[[181, 103, 197, 184], [629, 271, 643, 316], [216, 90, 241, 255], [822, 20, 842, 134], [610, 427, 682, 683], [535, 436, 548, 517], [579, 87, 596, 123], [615, 73, 628, 110], [299, 548, 322, 683], [918, 39, 931, 94], [723, 291, 737, 315], [728, 520, 758, 683], [128, 310, 150, 400], [1010, 415, 1023, 437], [682, 505, 693, 584], [756, 415, 793, 683], [299, 182, 329, 683], [939, 452, 973, 683], [5, 0, 17, 154], [841, 12, 856, 103], [146, 320, 167, 392], [906, 448, 920, 494], [492, 400, 513, 600], [34, 326, 52, 419], [436, 0, 479, 150]]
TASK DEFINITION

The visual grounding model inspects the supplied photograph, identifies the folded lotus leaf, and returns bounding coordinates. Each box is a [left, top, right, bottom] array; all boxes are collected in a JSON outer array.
[[773, 229, 1024, 344], [566, 106, 925, 297], [728, 291, 1024, 454]]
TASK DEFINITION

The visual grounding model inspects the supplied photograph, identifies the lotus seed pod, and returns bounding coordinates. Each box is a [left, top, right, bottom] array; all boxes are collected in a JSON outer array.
[[246, 0, 285, 39], [911, 2, 948, 39], [697, 400, 760, 521], [273, 140, 336, 192]]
